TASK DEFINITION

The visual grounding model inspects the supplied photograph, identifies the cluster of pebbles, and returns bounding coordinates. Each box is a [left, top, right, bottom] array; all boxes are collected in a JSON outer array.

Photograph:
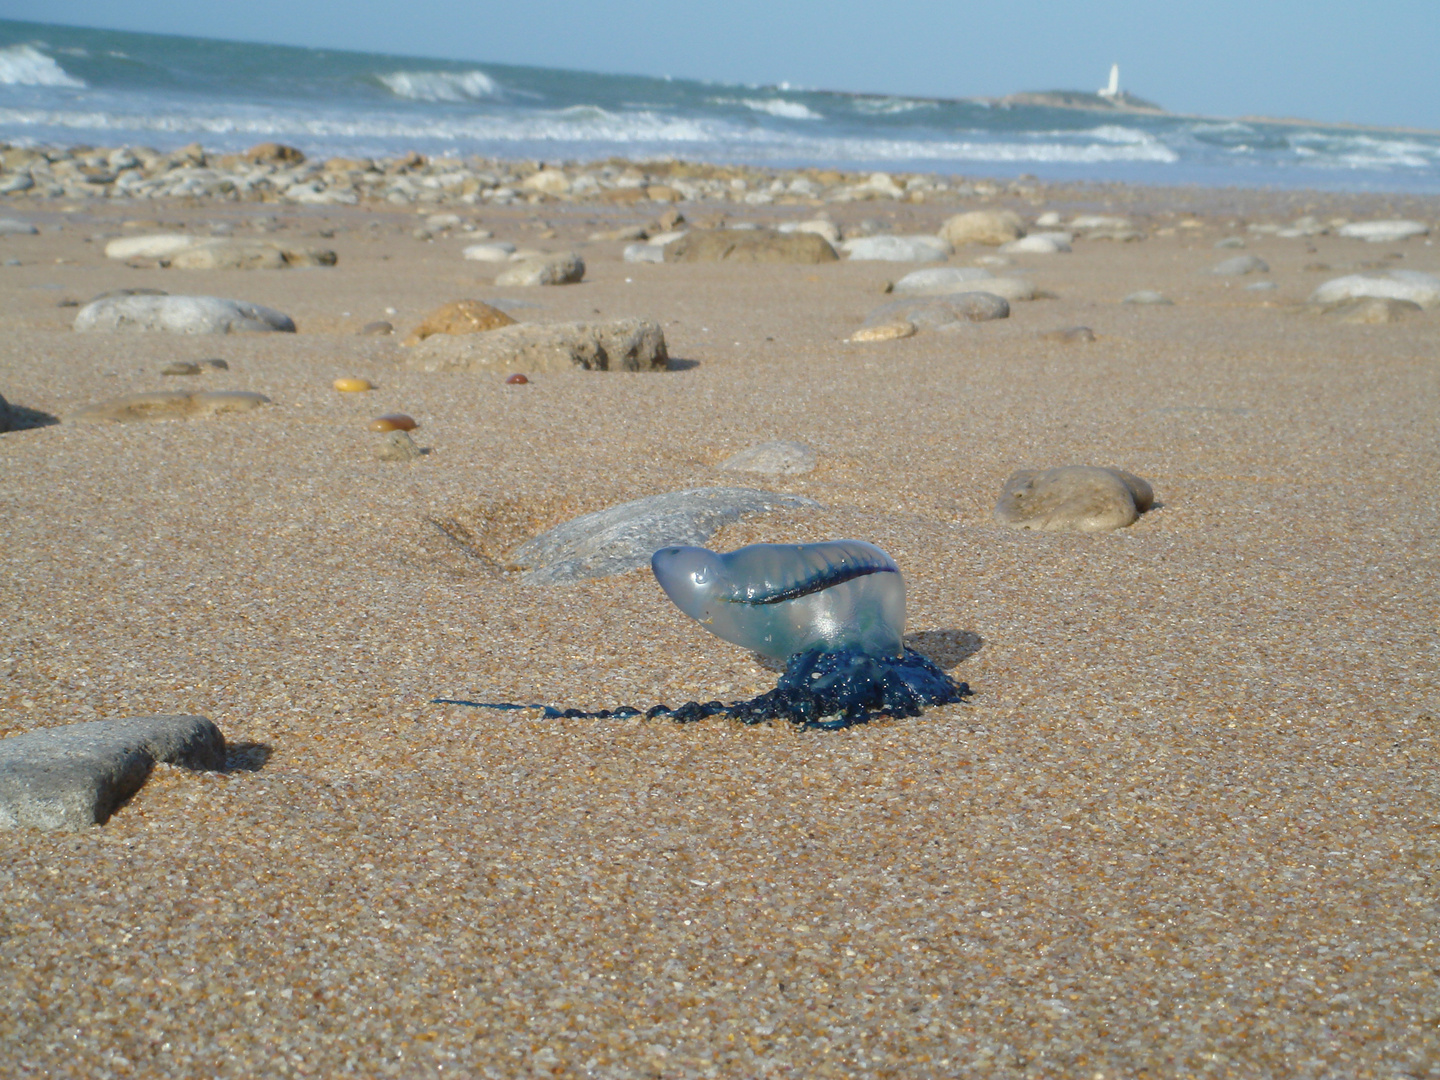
[[0, 140, 1034, 208]]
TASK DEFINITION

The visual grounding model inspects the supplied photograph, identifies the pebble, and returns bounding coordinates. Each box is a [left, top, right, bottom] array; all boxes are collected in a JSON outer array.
[[993, 465, 1155, 533], [1210, 254, 1269, 276], [1309, 270, 1440, 309], [719, 441, 818, 475], [333, 378, 373, 393], [1336, 220, 1429, 243], [1214, 237, 1246, 249], [463, 242, 517, 262], [863, 293, 1009, 330], [0, 716, 226, 831], [70, 390, 270, 423], [1070, 214, 1133, 231], [1318, 296, 1423, 324], [939, 210, 1024, 246], [375, 430, 424, 461], [359, 320, 394, 335], [505, 373, 529, 384], [0, 218, 39, 236], [1122, 290, 1173, 305], [849, 321, 917, 343], [1034, 211, 1063, 227], [494, 252, 585, 286], [1039, 326, 1097, 343], [369, 413, 417, 432], [666, 229, 839, 264], [776, 219, 841, 245], [403, 318, 667, 374], [511, 486, 821, 585], [894, 268, 1035, 302], [841, 235, 951, 262], [622, 243, 666, 264], [425, 213, 463, 231], [402, 299, 516, 346], [170, 239, 336, 270], [73, 295, 296, 334], [999, 233, 1072, 254], [161, 361, 202, 376], [1245, 281, 1278, 292]]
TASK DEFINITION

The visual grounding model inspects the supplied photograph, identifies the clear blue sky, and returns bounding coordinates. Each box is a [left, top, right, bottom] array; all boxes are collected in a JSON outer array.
[[9, 0, 1439, 130]]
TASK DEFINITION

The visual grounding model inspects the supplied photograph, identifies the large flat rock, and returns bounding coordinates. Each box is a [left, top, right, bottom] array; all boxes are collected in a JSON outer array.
[[0, 715, 226, 831], [73, 295, 297, 334], [511, 486, 821, 585], [401, 318, 668, 374], [993, 466, 1155, 533], [1309, 270, 1440, 310], [665, 229, 838, 264]]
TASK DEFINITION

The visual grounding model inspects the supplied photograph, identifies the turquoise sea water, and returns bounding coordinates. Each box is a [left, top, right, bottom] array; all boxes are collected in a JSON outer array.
[[3, 18, 1438, 193]]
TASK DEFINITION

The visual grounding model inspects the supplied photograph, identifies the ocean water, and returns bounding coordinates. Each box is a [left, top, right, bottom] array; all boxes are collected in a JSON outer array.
[[3, 18, 1439, 193]]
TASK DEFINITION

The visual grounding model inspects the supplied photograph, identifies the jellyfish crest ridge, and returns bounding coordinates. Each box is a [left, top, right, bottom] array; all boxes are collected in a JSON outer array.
[[651, 539, 907, 661]]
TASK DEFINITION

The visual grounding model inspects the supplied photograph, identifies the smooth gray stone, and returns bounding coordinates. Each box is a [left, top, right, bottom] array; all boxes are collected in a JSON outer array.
[[1246, 281, 1279, 291], [994, 466, 1155, 534], [494, 252, 585, 286], [842, 235, 950, 262], [0, 218, 38, 235], [1214, 237, 1246, 249], [1210, 254, 1269, 276], [890, 267, 992, 294], [511, 486, 821, 585], [863, 292, 1009, 329], [720, 441, 817, 475], [1336, 220, 1429, 242], [1122, 290, 1173, 305], [0, 715, 226, 831], [1309, 270, 1440, 309], [0, 175, 34, 194], [622, 243, 665, 264], [73, 294, 296, 334]]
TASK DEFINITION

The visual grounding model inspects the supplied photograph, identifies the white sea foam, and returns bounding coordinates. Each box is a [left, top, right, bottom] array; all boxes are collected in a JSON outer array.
[[0, 45, 86, 88], [710, 97, 822, 120], [850, 97, 937, 116], [377, 69, 500, 102]]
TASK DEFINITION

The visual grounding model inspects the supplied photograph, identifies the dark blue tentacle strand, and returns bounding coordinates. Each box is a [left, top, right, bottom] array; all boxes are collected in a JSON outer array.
[[431, 647, 970, 731]]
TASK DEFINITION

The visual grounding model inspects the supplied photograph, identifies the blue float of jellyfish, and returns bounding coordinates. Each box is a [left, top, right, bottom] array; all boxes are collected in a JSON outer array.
[[435, 540, 970, 730]]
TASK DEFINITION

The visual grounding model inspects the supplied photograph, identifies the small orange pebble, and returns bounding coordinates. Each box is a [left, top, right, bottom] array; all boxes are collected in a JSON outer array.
[[369, 413, 417, 432], [332, 377, 373, 393], [505, 373, 529, 385]]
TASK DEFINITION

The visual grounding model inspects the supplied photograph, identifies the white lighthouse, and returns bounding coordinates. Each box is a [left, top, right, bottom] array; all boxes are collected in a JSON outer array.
[[1098, 63, 1120, 99]]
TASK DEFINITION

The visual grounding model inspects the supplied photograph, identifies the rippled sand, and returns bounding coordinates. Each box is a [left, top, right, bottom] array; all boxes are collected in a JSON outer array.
[[2, 180, 1438, 1078]]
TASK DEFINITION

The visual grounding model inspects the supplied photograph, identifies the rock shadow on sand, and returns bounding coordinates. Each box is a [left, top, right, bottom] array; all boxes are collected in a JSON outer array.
[[905, 629, 984, 670]]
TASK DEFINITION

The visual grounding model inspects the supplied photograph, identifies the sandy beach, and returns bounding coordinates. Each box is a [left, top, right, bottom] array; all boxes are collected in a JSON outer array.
[[2, 163, 1438, 1078]]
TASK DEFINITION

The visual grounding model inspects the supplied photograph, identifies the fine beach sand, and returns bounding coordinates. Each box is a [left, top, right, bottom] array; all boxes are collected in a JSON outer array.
[[2, 176, 1439, 1078]]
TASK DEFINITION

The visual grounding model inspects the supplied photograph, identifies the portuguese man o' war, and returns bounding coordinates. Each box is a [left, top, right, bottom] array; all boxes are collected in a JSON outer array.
[[434, 539, 971, 730]]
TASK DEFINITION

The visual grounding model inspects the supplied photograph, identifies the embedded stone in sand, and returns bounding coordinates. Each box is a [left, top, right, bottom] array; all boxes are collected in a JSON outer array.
[[862, 293, 1010, 331], [161, 361, 202, 376], [1309, 270, 1440, 310], [0, 715, 226, 831], [1122, 290, 1173, 306], [511, 486, 821, 585], [1210, 254, 1269, 276], [665, 229, 838, 264], [402, 299, 516, 346], [369, 413, 417, 432], [1040, 326, 1097, 343], [505, 373, 529, 384], [850, 321, 916, 343], [401, 318, 667, 374], [993, 466, 1155, 533], [333, 377, 373, 393], [70, 390, 270, 423], [73, 295, 296, 334], [720, 440, 818, 475], [939, 210, 1024, 247], [494, 252, 585, 286]]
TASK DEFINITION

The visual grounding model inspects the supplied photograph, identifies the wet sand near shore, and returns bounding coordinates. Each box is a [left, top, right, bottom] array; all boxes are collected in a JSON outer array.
[[2, 177, 1439, 1078]]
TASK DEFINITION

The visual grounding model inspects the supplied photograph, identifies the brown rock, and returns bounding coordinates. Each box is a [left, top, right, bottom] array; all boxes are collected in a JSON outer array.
[[401, 318, 668, 374], [993, 466, 1155, 534], [70, 391, 270, 424], [939, 210, 1025, 247], [505, 373, 529, 385], [666, 229, 838, 265], [245, 142, 305, 165], [369, 413, 417, 432], [402, 300, 517, 346]]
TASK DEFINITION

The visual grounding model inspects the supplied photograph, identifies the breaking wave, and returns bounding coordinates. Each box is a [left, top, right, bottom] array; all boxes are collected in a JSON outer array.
[[0, 44, 85, 87], [377, 69, 500, 102]]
